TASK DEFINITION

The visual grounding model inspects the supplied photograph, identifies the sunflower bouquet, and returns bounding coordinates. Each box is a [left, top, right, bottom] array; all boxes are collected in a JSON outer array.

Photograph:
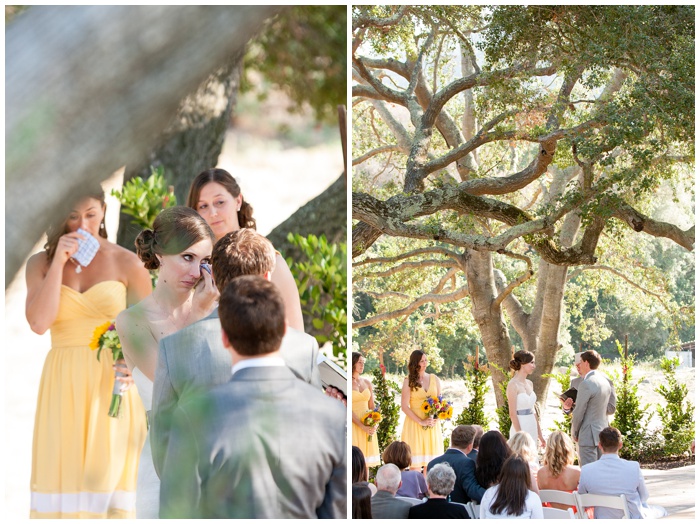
[[90, 320, 125, 418], [421, 396, 453, 429], [361, 409, 382, 442]]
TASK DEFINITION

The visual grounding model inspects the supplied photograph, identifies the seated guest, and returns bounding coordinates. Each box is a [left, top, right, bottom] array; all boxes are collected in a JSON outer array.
[[468, 425, 484, 461], [352, 482, 373, 519], [507, 431, 540, 493], [578, 427, 667, 519], [408, 463, 470, 519], [383, 441, 428, 499], [427, 425, 485, 503], [475, 430, 513, 489], [371, 464, 414, 519], [352, 446, 377, 496], [480, 455, 544, 519], [537, 431, 581, 510], [159, 277, 345, 518]]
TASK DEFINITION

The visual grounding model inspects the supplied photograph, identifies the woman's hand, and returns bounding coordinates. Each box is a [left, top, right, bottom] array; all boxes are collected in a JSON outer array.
[[422, 417, 437, 428], [191, 265, 219, 320], [53, 231, 85, 266], [364, 425, 377, 435], [114, 359, 134, 392], [538, 434, 546, 448]]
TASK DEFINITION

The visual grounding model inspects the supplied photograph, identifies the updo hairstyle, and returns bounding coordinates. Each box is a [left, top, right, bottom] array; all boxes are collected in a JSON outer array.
[[135, 206, 214, 270], [509, 349, 534, 372], [187, 168, 256, 230]]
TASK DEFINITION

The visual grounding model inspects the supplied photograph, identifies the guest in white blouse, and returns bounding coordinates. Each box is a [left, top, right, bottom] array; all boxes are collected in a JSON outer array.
[[480, 455, 544, 519]]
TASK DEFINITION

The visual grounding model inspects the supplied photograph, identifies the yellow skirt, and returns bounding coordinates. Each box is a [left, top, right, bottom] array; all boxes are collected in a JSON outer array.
[[30, 345, 147, 518], [401, 417, 444, 468]]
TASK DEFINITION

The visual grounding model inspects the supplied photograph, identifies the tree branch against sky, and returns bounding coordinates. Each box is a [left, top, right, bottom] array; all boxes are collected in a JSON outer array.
[[351, 5, 694, 405]]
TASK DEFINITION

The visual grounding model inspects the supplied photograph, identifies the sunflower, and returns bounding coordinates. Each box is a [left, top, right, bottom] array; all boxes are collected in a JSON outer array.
[[89, 321, 112, 351]]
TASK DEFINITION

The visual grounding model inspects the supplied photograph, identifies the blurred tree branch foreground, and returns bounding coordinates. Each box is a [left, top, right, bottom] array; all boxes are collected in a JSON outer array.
[[6, 5, 282, 283]]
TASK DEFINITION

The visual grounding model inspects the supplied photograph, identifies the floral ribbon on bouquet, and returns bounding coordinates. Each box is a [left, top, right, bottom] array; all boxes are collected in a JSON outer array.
[[90, 320, 126, 418], [420, 396, 454, 429], [361, 409, 382, 442]]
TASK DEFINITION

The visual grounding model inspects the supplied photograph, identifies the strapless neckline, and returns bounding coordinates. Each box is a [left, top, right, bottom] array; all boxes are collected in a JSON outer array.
[[61, 280, 126, 295]]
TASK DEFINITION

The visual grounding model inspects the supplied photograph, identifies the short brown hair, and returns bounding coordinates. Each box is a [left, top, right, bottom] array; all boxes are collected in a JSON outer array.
[[211, 229, 276, 290], [451, 425, 477, 450], [598, 426, 621, 452], [382, 441, 412, 470], [218, 276, 285, 356], [580, 349, 602, 370]]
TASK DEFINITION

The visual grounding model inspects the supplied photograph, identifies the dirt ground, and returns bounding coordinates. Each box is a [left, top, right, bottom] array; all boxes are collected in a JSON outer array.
[[3, 126, 342, 519]]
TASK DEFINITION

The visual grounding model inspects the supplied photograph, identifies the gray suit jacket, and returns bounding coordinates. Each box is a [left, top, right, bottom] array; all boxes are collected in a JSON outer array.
[[578, 453, 648, 518], [569, 375, 616, 415], [151, 308, 321, 476], [159, 366, 346, 518], [371, 490, 413, 519], [571, 371, 612, 446]]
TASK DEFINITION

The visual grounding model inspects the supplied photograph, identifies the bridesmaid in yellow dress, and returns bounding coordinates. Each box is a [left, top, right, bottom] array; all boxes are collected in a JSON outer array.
[[401, 349, 443, 469], [351, 352, 380, 466], [25, 186, 152, 518]]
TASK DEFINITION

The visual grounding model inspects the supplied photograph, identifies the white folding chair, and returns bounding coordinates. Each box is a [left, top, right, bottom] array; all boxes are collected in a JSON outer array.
[[465, 501, 480, 519], [575, 492, 630, 519], [543, 506, 576, 519], [538, 489, 583, 517]]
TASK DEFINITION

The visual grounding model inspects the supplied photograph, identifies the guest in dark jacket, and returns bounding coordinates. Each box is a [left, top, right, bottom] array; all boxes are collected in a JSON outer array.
[[408, 463, 470, 519], [427, 425, 485, 503], [371, 464, 414, 519]]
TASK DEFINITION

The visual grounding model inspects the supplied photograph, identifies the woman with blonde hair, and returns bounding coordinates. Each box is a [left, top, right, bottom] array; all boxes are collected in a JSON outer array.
[[537, 431, 582, 512], [508, 431, 540, 494]]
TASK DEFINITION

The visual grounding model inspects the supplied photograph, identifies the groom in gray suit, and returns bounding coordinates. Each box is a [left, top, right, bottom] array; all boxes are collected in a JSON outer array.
[[150, 229, 321, 477], [159, 276, 346, 518], [571, 349, 612, 466]]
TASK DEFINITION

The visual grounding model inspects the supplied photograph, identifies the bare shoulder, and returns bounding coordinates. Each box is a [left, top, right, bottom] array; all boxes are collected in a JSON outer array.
[[26, 251, 49, 275], [108, 243, 142, 266]]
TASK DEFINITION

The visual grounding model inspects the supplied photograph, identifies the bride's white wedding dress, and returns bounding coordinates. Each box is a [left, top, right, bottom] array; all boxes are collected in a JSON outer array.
[[510, 390, 539, 446], [133, 367, 160, 519]]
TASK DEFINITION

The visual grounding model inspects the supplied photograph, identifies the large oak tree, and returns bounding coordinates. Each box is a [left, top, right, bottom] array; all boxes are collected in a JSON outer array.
[[351, 6, 694, 406]]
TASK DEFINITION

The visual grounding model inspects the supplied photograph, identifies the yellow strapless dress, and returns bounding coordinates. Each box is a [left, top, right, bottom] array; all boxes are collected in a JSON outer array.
[[351, 388, 380, 466], [30, 281, 147, 519], [400, 374, 444, 467]]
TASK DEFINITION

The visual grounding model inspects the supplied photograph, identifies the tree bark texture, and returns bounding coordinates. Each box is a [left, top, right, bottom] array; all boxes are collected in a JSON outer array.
[[6, 4, 284, 285], [117, 53, 244, 250]]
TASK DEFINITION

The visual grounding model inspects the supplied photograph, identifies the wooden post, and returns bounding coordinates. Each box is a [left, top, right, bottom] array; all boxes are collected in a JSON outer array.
[[475, 345, 479, 369], [624, 334, 629, 360]]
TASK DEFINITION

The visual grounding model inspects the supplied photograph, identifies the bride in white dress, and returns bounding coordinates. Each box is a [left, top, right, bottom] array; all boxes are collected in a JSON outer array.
[[116, 207, 218, 518], [506, 350, 546, 448]]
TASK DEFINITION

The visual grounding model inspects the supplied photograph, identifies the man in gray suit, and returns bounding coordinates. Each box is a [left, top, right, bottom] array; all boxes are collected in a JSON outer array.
[[151, 229, 321, 476], [571, 349, 612, 466], [371, 464, 414, 519], [578, 427, 666, 518], [562, 352, 616, 416], [159, 276, 346, 518]]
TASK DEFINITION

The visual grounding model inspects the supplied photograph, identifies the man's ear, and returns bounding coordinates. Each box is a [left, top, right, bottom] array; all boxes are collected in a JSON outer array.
[[221, 328, 231, 349], [263, 270, 272, 282]]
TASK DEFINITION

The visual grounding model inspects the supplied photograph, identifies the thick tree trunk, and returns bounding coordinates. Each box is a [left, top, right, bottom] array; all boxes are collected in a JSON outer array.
[[267, 173, 347, 262], [5, 5, 283, 284], [464, 249, 512, 406], [117, 53, 244, 249]]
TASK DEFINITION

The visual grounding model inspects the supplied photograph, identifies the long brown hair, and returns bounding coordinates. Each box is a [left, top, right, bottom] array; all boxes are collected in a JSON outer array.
[[187, 168, 256, 230], [44, 186, 108, 263], [407, 350, 425, 390], [488, 455, 530, 517]]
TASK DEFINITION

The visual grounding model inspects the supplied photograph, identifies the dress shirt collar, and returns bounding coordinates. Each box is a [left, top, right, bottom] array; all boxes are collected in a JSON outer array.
[[584, 370, 595, 380], [448, 447, 468, 457], [231, 356, 286, 377]]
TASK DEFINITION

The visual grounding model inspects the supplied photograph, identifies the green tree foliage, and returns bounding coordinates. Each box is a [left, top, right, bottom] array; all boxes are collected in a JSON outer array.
[[656, 357, 695, 456], [610, 341, 661, 461], [490, 362, 512, 436], [455, 358, 490, 428], [286, 233, 346, 361], [111, 166, 176, 229], [371, 367, 401, 456], [244, 5, 346, 124]]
